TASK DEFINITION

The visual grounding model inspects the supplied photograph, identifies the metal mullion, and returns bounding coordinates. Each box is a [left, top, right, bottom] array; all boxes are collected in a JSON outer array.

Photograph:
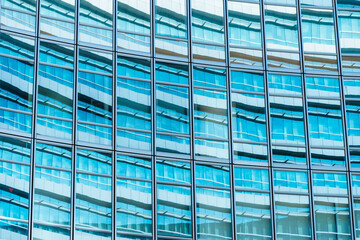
[[70, 0, 80, 238], [264, 71, 276, 239], [28, 0, 41, 238], [259, 0, 267, 71], [223, 0, 237, 238], [338, 67, 356, 240], [333, 0, 343, 77], [301, 69, 318, 239], [150, 0, 157, 239], [295, 0, 305, 75], [112, 0, 117, 238], [187, 0, 198, 238]]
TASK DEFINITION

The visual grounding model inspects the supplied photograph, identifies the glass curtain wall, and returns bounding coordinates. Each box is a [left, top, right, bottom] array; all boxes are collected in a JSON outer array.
[[0, 0, 359, 239]]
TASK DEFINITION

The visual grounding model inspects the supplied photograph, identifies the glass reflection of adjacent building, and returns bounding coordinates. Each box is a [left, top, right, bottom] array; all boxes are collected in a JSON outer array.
[[1, 0, 360, 240]]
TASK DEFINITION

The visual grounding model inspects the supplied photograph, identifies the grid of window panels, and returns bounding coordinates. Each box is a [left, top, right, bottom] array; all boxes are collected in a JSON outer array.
[[0, 0, 360, 239]]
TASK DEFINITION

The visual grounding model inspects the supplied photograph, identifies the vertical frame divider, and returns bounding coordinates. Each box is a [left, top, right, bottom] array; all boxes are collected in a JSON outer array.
[[150, 0, 157, 239], [187, 0, 198, 239], [296, 0, 317, 239], [223, 0, 237, 239], [259, 0, 276, 238], [28, 0, 41, 238], [112, 0, 118, 239], [71, 0, 80, 238]]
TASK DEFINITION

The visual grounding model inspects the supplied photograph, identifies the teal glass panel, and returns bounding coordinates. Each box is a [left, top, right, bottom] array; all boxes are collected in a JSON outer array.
[[194, 89, 228, 139], [275, 194, 311, 240], [192, 0, 225, 44], [312, 173, 347, 195], [314, 196, 351, 240], [117, 78, 151, 131], [231, 71, 264, 93], [156, 84, 189, 134], [236, 191, 271, 240], [228, 1, 261, 48], [157, 185, 191, 237], [116, 179, 152, 235], [157, 159, 190, 184], [265, 5, 299, 51], [234, 168, 269, 191], [196, 188, 232, 240], [155, 0, 187, 38], [196, 164, 230, 188], [274, 171, 308, 193], [117, 155, 151, 181], [155, 62, 189, 85], [193, 66, 226, 89], [232, 93, 267, 142]]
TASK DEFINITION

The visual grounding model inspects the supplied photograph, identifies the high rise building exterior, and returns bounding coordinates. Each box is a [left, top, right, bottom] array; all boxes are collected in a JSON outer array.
[[0, 0, 360, 239]]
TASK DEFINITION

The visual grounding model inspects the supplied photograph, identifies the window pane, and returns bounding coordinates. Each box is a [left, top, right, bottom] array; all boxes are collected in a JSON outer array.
[[33, 168, 71, 227], [234, 142, 268, 163], [236, 191, 271, 240], [268, 74, 302, 96], [195, 139, 229, 160], [275, 194, 311, 240], [0, 161, 30, 221], [157, 185, 191, 237], [78, 71, 112, 125], [117, 129, 151, 152], [39, 41, 74, 67], [37, 64, 73, 119], [192, 0, 225, 44], [36, 143, 71, 169], [117, 56, 150, 80], [232, 93, 267, 143], [1, 0, 36, 33], [339, 11, 360, 55], [156, 62, 189, 85], [194, 89, 228, 139], [40, 0, 75, 40], [116, 179, 152, 235], [270, 96, 305, 145], [196, 164, 230, 188], [306, 77, 340, 99], [156, 134, 190, 156], [156, 84, 189, 134], [274, 171, 308, 193], [76, 174, 112, 233], [0, 136, 31, 164], [312, 173, 347, 195], [117, 78, 151, 131], [77, 149, 112, 175], [117, 155, 151, 180], [234, 168, 269, 191], [301, 8, 336, 54], [228, 1, 261, 49], [117, 0, 150, 35], [354, 198, 360, 239], [193, 66, 226, 89], [231, 71, 264, 93], [272, 145, 307, 165], [265, 5, 299, 51], [314, 197, 351, 239], [308, 99, 344, 148], [155, 0, 187, 38], [311, 148, 345, 167], [157, 159, 190, 184], [346, 99, 360, 148], [196, 188, 232, 240]]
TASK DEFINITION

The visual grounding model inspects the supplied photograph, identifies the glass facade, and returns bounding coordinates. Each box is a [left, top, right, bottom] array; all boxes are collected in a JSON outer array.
[[0, 0, 359, 239]]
